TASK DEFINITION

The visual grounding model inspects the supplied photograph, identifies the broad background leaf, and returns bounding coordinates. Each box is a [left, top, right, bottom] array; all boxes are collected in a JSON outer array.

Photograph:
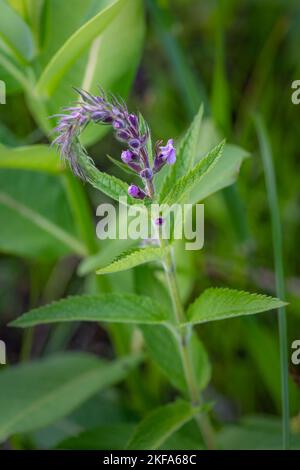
[[0, 352, 140, 441], [0, 144, 62, 174], [33, 0, 144, 145], [0, 0, 36, 62], [218, 415, 300, 450], [0, 169, 84, 259]]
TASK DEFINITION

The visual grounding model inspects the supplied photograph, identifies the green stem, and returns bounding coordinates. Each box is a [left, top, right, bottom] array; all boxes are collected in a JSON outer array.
[[254, 114, 290, 450], [163, 246, 215, 450]]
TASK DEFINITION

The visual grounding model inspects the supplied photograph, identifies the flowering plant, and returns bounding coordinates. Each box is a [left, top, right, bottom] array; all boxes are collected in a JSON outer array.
[[10, 89, 286, 450]]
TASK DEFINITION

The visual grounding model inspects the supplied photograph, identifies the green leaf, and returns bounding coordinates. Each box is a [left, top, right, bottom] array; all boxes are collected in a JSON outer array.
[[159, 105, 203, 201], [78, 238, 137, 276], [187, 288, 287, 325], [96, 246, 169, 275], [36, 0, 126, 97], [0, 144, 62, 174], [37, 0, 144, 146], [189, 144, 249, 203], [126, 400, 201, 450], [243, 321, 300, 414], [56, 424, 135, 450], [0, 0, 36, 62], [85, 165, 130, 202], [138, 112, 153, 165], [0, 352, 140, 441], [0, 169, 85, 259], [159, 141, 225, 205], [11, 293, 169, 328], [141, 325, 211, 393], [218, 416, 300, 450]]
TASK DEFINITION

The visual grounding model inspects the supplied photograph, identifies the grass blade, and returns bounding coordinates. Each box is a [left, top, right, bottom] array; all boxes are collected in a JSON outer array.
[[254, 113, 290, 450]]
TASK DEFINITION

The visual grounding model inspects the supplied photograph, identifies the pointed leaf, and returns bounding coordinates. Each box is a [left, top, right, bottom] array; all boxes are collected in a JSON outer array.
[[126, 400, 202, 450], [159, 105, 203, 201], [96, 246, 169, 275], [190, 144, 250, 203], [187, 288, 287, 325], [159, 141, 225, 205], [11, 293, 169, 328]]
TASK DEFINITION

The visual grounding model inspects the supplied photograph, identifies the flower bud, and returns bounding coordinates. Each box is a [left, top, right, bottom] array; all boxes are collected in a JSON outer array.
[[154, 217, 165, 226], [116, 130, 131, 142], [128, 185, 146, 199], [140, 168, 153, 180], [113, 119, 126, 130], [128, 114, 138, 127], [129, 138, 141, 150], [121, 150, 134, 164]]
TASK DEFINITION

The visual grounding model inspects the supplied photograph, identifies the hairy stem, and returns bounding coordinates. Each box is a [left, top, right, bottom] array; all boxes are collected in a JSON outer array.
[[163, 247, 216, 449]]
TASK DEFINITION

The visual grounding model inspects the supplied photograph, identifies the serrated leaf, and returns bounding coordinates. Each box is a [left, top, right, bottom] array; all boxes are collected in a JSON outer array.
[[126, 399, 201, 450], [159, 105, 203, 202], [0, 144, 62, 174], [187, 288, 287, 325], [36, 0, 126, 97], [11, 293, 168, 328], [96, 246, 169, 275], [141, 325, 211, 393], [0, 352, 140, 441], [77, 149, 145, 206], [160, 141, 225, 206]]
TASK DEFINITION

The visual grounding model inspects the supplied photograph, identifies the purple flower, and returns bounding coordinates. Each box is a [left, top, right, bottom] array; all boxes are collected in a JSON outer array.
[[113, 119, 126, 130], [53, 87, 176, 200], [116, 130, 131, 142], [121, 150, 134, 164], [128, 114, 138, 128], [154, 217, 165, 226], [159, 139, 176, 164], [128, 185, 146, 199], [140, 168, 153, 180], [129, 138, 141, 150]]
